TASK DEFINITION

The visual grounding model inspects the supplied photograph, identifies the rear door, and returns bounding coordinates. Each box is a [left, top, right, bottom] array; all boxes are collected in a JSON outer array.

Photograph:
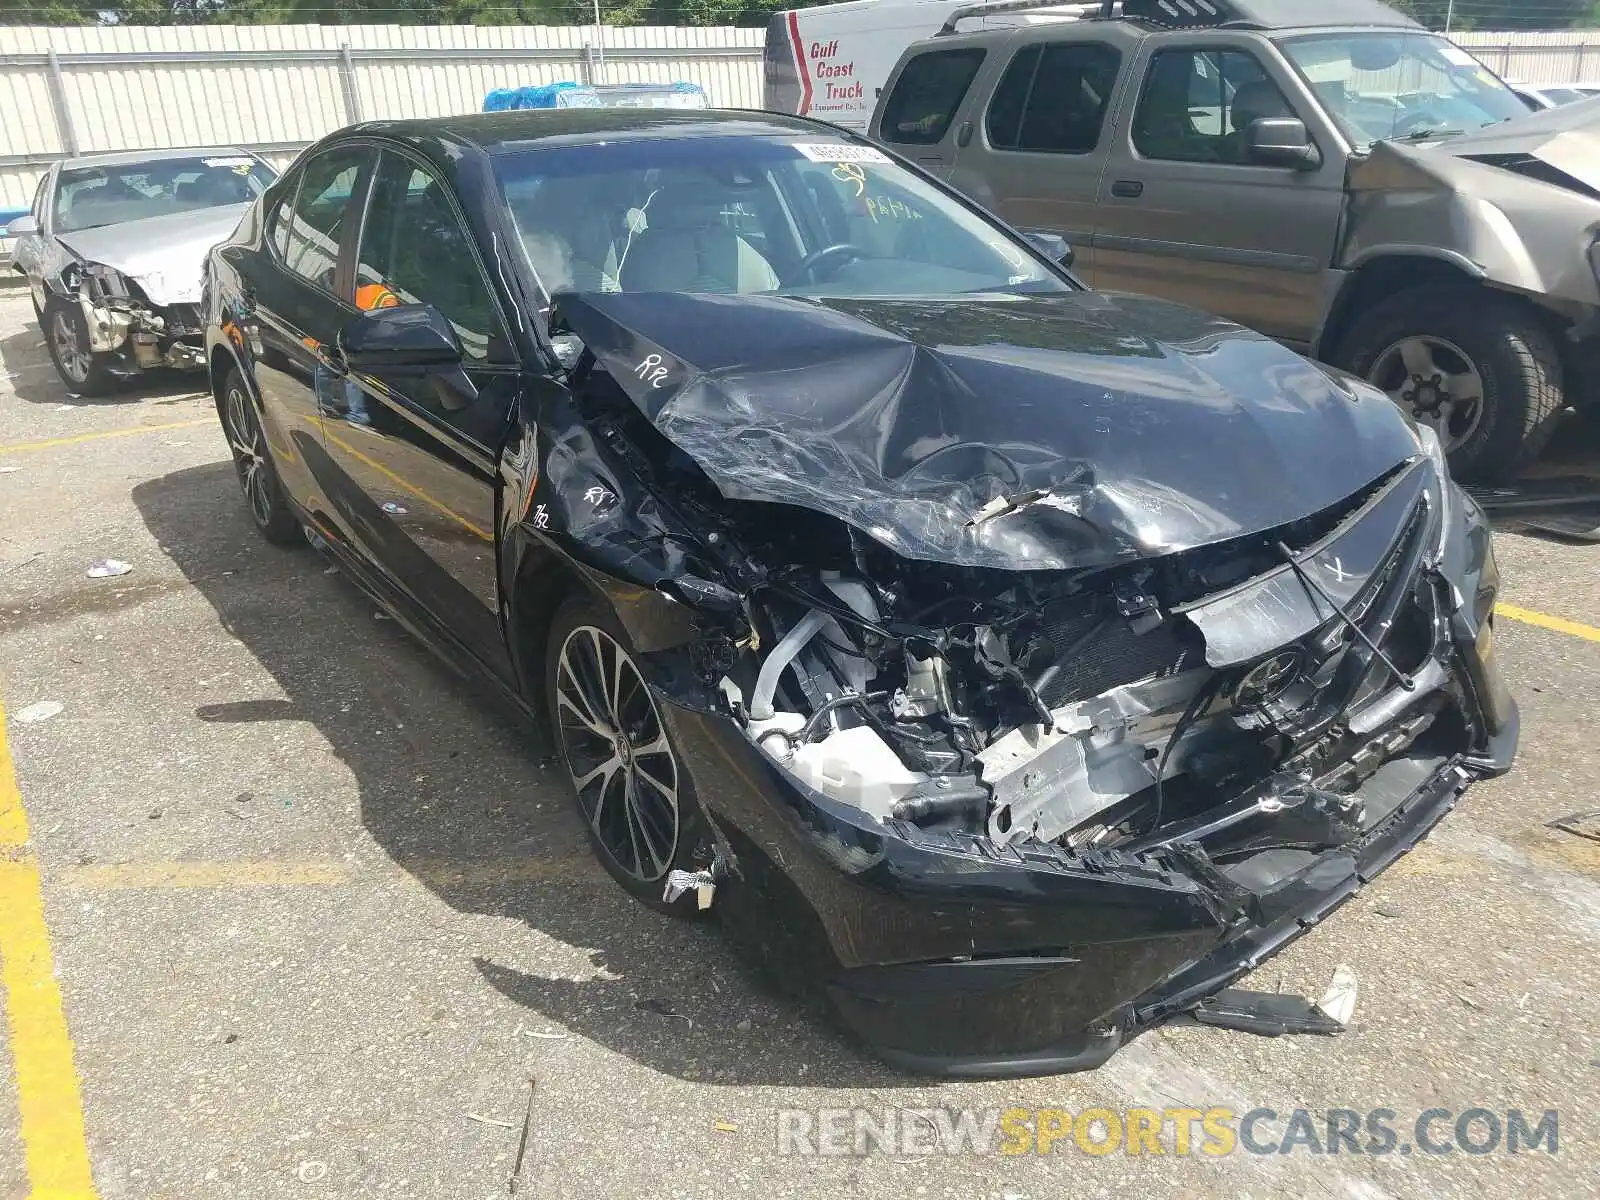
[[1091, 34, 1346, 347], [946, 33, 1128, 274], [317, 147, 519, 685], [873, 40, 990, 178]]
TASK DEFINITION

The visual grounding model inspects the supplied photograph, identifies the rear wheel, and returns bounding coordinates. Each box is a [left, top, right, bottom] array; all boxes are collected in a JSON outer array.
[[43, 297, 114, 396], [219, 368, 302, 546], [1335, 285, 1564, 482], [545, 593, 707, 916]]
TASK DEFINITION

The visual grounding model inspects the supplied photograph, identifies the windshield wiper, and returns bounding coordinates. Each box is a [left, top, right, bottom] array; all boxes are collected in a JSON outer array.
[[1389, 127, 1465, 143]]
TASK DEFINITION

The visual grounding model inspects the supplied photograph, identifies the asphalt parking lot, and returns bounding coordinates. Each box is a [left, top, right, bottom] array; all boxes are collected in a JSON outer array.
[[0, 284, 1597, 1200]]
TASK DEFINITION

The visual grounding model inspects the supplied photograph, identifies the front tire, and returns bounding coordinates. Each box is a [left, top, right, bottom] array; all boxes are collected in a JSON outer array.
[[1335, 285, 1563, 482], [218, 368, 302, 546], [42, 297, 115, 397], [544, 593, 707, 917]]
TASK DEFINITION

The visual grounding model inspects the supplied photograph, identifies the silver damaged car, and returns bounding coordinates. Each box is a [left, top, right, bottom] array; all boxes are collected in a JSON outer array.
[[6, 147, 276, 395]]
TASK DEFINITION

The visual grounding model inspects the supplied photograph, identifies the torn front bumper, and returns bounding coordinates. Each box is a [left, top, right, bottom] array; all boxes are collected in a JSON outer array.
[[72, 266, 206, 369], [656, 473, 1516, 1078], [666, 664, 1513, 1077], [841, 707, 1514, 1078]]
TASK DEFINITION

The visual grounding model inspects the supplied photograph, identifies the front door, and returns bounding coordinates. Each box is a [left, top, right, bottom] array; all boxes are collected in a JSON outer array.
[[1092, 38, 1346, 349], [316, 149, 519, 687], [242, 145, 374, 516]]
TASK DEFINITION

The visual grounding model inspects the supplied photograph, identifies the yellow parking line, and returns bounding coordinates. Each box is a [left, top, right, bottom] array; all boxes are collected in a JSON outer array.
[[0, 417, 213, 457], [0, 699, 98, 1199], [55, 855, 587, 892], [60, 861, 350, 889], [1496, 602, 1600, 644]]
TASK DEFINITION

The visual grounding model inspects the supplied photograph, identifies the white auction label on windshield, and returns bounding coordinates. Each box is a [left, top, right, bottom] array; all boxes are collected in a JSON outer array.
[[793, 143, 891, 164]]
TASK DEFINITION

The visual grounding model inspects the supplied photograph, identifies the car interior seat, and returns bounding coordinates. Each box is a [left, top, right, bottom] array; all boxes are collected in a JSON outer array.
[[510, 176, 622, 294], [618, 183, 778, 294], [1230, 78, 1294, 134]]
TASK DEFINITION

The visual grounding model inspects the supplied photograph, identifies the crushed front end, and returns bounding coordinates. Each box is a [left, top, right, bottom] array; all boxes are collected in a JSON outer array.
[[60, 261, 207, 374], [656, 440, 1512, 1075], [535, 290, 1517, 1077]]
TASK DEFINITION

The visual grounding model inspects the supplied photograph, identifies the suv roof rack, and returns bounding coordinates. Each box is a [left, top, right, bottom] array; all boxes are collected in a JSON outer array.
[[937, 0, 1110, 36], [940, 0, 1422, 37], [1123, 0, 1244, 27]]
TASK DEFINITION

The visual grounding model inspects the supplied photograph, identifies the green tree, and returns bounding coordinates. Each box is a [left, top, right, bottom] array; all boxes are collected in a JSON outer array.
[[0, 0, 100, 23]]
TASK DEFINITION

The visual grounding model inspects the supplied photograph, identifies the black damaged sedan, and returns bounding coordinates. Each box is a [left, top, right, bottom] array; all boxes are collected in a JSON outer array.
[[203, 110, 1516, 1077]]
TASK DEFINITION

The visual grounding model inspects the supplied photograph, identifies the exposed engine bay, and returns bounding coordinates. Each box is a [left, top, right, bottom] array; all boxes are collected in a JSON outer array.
[[707, 472, 1450, 861], [547, 289, 1497, 872], [57, 261, 206, 371], [517, 284, 1516, 1075]]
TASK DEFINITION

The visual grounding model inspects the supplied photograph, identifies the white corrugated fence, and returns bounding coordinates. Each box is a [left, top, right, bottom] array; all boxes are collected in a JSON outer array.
[[4, 23, 1600, 214], [1453, 29, 1600, 85], [0, 24, 765, 211]]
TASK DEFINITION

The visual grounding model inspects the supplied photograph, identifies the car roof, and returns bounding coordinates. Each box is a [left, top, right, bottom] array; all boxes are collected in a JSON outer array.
[[344, 109, 839, 160], [57, 146, 257, 171], [929, 0, 1420, 44], [1220, 0, 1420, 29]]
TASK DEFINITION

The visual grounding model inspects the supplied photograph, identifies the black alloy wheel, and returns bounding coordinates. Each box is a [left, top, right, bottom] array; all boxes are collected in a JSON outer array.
[[545, 594, 707, 915], [220, 368, 302, 546]]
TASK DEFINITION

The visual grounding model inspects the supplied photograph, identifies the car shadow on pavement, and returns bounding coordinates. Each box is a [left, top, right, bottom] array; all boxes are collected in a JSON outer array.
[[0, 319, 209, 406], [134, 461, 914, 1089]]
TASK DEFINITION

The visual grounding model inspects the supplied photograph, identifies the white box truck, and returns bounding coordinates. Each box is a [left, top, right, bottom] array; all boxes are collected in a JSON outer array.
[[763, 0, 1089, 131]]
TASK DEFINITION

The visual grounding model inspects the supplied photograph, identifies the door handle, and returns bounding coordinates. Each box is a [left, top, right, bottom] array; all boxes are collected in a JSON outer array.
[[1111, 180, 1144, 199], [955, 121, 973, 149], [323, 342, 347, 375]]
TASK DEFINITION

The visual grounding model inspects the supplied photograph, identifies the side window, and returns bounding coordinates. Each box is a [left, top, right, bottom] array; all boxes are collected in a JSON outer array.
[[355, 152, 508, 366], [879, 48, 986, 146], [283, 146, 368, 293], [32, 174, 50, 221], [1133, 48, 1298, 166], [987, 42, 1122, 154], [266, 183, 296, 260]]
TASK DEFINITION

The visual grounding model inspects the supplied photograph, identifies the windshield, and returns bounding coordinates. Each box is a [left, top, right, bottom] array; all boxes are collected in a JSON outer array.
[[493, 132, 1071, 300], [53, 155, 275, 233], [1279, 32, 1529, 149]]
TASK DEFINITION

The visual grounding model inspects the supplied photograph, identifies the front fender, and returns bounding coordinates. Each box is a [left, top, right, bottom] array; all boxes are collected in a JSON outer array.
[[1344, 142, 1600, 310], [497, 383, 736, 714]]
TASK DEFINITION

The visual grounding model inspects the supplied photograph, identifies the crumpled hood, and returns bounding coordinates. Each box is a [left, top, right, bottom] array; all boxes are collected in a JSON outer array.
[[559, 290, 1417, 571], [1348, 130, 1600, 308], [57, 203, 248, 305], [1442, 95, 1600, 193]]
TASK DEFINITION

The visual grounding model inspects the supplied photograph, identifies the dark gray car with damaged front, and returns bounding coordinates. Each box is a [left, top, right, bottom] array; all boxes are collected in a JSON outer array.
[[203, 109, 1517, 1077]]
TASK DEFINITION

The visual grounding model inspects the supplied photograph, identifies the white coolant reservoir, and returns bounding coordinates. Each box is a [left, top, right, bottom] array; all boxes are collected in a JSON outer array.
[[787, 725, 929, 822]]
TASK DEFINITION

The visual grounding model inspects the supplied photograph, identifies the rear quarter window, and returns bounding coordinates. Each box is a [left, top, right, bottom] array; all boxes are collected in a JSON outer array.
[[880, 48, 986, 145]]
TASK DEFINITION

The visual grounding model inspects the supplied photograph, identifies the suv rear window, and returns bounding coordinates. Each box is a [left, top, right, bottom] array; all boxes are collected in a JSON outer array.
[[987, 42, 1122, 154], [880, 48, 986, 145]]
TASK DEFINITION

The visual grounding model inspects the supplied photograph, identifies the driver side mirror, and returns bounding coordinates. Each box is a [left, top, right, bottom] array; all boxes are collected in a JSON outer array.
[[1023, 230, 1075, 269], [5, 214, 38, 236], [1247, 118, 1322, 171], [337, 303, 461, 370]]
